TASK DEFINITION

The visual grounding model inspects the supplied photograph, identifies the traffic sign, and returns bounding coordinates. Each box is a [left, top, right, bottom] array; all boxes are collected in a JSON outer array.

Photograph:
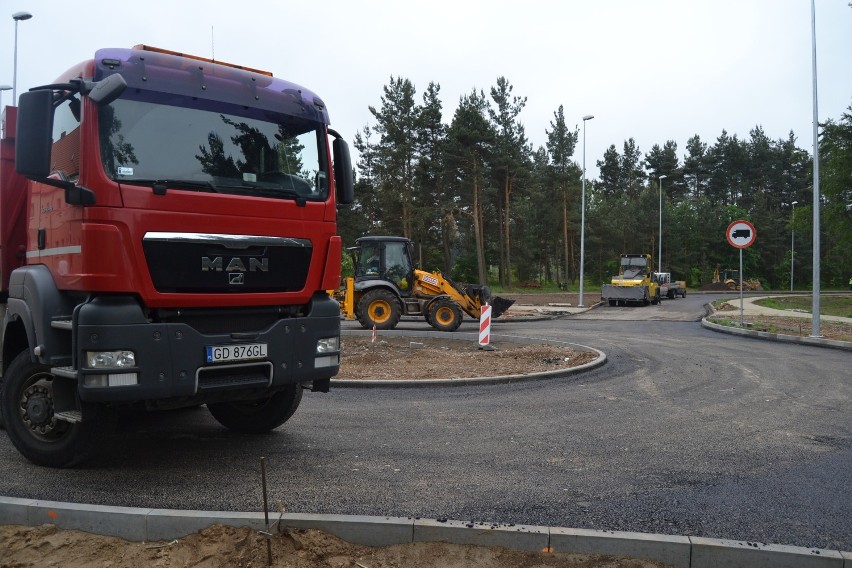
[[726, 220, 756, 249]]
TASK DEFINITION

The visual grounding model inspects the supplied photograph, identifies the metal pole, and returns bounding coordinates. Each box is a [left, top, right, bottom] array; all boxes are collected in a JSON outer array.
[[739, 248, 744, 327], [13, 20, 19, 103], [579, 115, 593, 307], [810, 0, 821, 337], [658, 175, 667, 273], [790, 201, 797, 292], [0, 86, 12, 112], [11, 12, 33, 104]]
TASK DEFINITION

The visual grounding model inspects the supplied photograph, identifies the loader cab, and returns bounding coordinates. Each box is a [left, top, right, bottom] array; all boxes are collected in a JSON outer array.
[[353, 236, 415, 293]]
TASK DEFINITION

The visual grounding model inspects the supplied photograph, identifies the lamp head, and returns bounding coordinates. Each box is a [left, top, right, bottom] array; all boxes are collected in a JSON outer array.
[[659, 174, 668, 180], [12, 11, 32, 21], [792, 200, 798, 206], [582, 114, 594, 121]]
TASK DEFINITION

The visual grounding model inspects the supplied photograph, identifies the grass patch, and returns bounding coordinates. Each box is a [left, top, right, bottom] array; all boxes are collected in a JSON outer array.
[[754, 295, 852, 318]]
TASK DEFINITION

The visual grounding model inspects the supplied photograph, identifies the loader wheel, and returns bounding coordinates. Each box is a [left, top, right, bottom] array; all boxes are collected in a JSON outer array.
[[427, 298, 463, 332], [1, 351, 106, 468], [208, 384, 302, 434], [357, 289, 402, 330]]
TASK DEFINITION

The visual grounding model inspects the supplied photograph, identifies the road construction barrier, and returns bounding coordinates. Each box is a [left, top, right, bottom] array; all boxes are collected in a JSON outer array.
[[479, 305, 492, 346]]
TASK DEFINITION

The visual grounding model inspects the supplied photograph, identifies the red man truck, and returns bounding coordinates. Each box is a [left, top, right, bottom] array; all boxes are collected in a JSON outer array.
[[0, 45, 353, 467]]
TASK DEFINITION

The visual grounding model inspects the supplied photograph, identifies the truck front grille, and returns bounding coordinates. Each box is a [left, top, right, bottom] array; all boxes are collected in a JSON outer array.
[[143, 232, 312, 293]]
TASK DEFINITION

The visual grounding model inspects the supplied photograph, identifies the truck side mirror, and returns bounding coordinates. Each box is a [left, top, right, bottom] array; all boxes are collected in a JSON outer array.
[[332, 137, 354, 205], [15, 89, 54, 179], [87, 73, 126, 106]]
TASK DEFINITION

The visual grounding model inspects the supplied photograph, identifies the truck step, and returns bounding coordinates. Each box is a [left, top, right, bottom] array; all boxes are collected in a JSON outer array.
[[50, 319, 73, 330], [51, 366, 78, 379], [53, 410, 82, 423]]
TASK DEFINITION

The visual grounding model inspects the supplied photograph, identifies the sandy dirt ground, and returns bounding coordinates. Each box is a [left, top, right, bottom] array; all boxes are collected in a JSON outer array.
[[338, 335, 598, 380], [0, 523, 676, 567]]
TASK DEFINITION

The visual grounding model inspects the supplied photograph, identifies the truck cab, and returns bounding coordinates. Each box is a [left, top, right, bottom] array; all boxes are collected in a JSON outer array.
[[0, 45, 353, 467]]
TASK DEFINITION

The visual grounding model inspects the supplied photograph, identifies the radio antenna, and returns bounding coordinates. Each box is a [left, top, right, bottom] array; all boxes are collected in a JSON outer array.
[[211, 26, 215, 61]]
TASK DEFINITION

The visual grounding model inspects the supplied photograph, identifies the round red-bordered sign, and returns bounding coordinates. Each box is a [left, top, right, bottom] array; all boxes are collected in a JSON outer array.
[[726, 220, 757, 249]]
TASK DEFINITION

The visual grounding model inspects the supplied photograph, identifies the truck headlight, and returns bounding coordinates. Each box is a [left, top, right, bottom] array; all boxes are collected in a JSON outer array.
[[316, 337, 339, 354], [86, 350, 136, 369]]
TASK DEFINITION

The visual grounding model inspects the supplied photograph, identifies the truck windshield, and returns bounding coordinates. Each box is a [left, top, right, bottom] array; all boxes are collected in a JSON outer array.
[[621, 257, 647, 277], [99, 95, 329, 201]]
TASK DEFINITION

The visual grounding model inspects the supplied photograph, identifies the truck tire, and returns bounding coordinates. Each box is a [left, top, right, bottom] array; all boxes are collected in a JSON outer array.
[[1, 351, 105, 468], [427, 298, 463, 332], [357, 289, 401, 330], [207, 384, 303, 434]]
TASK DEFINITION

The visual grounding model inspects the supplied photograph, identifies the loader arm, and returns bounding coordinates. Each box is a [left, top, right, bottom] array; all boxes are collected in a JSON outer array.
[[412, 269, 481, 318]]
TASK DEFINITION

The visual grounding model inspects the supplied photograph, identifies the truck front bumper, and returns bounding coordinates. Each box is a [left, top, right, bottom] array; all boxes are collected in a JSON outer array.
[[72, 294, 340, 403]]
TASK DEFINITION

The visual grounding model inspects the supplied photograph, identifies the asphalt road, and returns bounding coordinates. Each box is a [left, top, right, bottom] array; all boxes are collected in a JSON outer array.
[[1, 293, 850, 551]]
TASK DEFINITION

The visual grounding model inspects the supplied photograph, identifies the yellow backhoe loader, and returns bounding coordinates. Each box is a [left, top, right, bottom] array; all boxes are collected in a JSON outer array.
[[712, 265, 762, 291], [339, 236, 514, 332]]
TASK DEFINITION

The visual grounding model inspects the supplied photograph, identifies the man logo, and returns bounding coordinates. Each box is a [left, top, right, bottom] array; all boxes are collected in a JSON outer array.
[[202, 257, 269, 272]]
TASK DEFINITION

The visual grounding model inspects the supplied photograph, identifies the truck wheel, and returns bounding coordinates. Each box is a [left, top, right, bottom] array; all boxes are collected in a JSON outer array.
[[428, 298, 463, 332], [1, 351, 104, 468], [207, 384, 303, 434], [357, 289, 401, 330]]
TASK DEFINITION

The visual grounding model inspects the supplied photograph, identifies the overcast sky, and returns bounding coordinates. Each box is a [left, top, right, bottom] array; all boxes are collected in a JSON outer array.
[[3, 0, 850, 180]]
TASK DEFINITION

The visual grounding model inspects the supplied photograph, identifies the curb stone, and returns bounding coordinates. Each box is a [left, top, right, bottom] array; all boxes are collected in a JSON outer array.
[[701, 304, 852, 352], [1, 497, 849, 568]]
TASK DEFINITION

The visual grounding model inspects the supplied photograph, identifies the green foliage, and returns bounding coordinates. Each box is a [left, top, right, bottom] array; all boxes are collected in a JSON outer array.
[[345, 75, 848, 291], [341, 249, 354, 279], [451, 252, 480, 283]]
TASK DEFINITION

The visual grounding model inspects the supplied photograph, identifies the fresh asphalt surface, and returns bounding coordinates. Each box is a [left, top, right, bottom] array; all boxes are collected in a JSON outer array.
[[1, 293, 850, 552]]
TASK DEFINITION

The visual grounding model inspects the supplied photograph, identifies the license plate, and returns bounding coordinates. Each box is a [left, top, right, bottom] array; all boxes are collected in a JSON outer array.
[[206, 343, 268, 363]]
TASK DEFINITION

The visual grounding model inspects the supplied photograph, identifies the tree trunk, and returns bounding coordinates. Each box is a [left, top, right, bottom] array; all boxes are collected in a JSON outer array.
[[472, 158, 488, 286]]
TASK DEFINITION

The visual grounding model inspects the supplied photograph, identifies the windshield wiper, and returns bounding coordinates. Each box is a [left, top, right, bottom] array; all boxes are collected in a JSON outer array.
[[218, 184, 308, 206], [119, 179, 221, 196]]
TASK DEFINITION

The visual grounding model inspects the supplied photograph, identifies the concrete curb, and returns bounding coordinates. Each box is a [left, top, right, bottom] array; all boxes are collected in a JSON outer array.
[[1, 497, 849, 568], [701, 305, 852, 352], [332, 330, 606, 388]]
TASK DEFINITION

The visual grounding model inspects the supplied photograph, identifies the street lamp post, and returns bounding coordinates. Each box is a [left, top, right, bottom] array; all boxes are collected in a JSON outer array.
[[791, 200, 798, 292], [658, 174, 667, 274], [12, 11, 33, 104], [578, 114, 594, 308], [0, 85, 12, 111]]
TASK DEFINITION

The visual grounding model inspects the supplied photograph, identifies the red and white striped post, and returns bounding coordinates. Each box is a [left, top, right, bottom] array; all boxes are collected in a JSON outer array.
[[479, 304, 492, 347]]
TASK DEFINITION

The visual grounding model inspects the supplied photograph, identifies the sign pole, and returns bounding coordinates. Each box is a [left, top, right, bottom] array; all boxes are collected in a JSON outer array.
[[739, 248, 744, 327], [725, 219, 756, 328]]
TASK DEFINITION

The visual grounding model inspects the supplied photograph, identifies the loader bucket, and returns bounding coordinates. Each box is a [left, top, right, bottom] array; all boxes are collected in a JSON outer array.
[[490, 296, 515, 318]]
